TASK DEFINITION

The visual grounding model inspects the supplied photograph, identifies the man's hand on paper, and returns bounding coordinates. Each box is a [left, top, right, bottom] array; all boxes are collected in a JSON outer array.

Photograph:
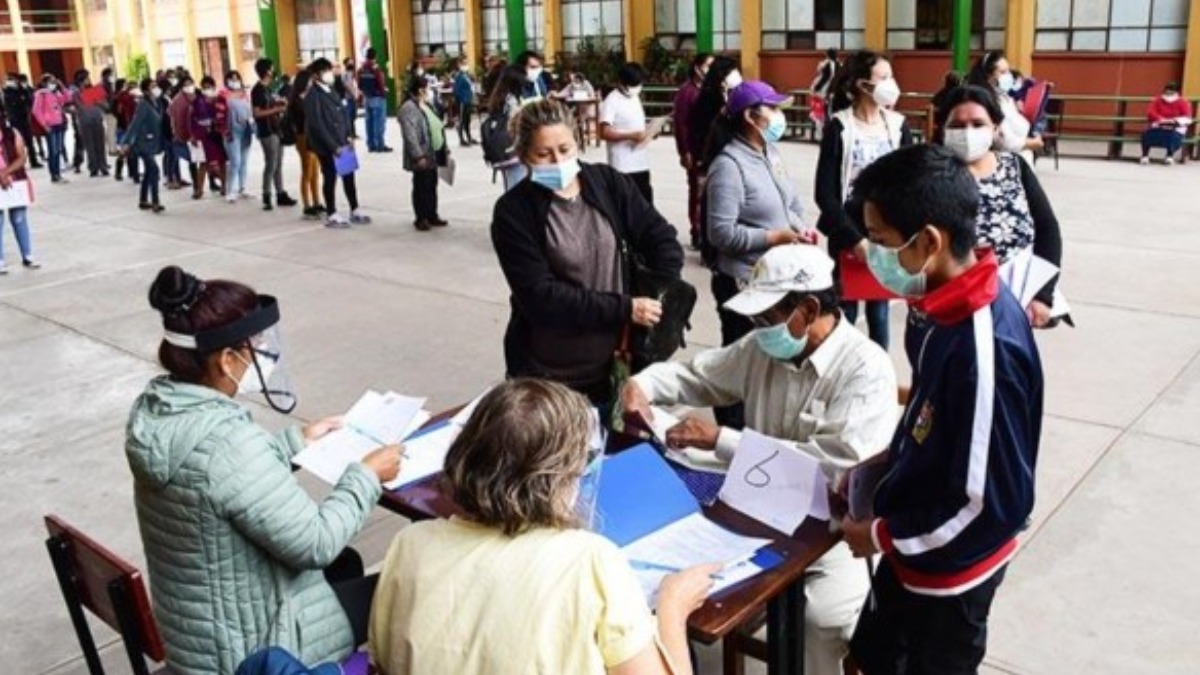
[[841, 516, 879, 558], [619, 381, 655, 433], [302, 416, 345, 445], [362, 444, 404, 483], [1027, 299, 1052, 328], [665, 417, 719, 451], [657, 562, 723, 617]]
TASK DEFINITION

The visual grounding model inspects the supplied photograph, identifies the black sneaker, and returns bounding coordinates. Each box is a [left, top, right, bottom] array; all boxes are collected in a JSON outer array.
[[277, 192, 298, 207]]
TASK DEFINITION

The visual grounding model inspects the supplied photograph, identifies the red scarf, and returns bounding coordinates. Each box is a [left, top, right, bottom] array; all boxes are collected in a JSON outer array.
[[909, 250, 1000, 325]]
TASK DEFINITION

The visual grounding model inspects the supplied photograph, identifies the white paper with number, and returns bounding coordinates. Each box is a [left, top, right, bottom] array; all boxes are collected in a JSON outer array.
[[718, 429, 827, 535]]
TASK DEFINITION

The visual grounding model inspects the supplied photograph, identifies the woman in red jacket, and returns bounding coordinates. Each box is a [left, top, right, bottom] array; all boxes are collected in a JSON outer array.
[[1140, 82, 1193, 165]]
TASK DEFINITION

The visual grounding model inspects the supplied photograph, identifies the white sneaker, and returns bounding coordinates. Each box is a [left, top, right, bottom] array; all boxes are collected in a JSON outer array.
[[349, 210, 372, 225], [1165, 157, 1175, 166], [1139, 156, 1150, 165], [325, 213, 351, 229], [226, 194, 237, 203], [239, 191, 254, 200], [22, 257, 41, 269]]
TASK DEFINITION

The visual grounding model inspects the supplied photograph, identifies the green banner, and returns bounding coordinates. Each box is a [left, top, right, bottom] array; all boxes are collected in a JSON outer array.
[[506, 0, 527, 59], [695, 0, 713, 53], [365, 0, 396, 113], [952, 0, 973, 73], [257, 0, 280, 67]]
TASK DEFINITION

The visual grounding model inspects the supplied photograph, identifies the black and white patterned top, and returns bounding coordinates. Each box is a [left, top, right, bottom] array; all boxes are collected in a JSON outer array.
[[976, 151, 1034, 264]]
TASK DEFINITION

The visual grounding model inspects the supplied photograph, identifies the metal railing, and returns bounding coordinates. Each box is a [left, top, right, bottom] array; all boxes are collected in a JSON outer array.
[[0, 9, 78, 34]]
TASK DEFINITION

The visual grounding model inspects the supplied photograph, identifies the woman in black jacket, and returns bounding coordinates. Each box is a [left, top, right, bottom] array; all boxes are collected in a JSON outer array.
[[491, 99, 684, 405], [304, 58, 369, 228]]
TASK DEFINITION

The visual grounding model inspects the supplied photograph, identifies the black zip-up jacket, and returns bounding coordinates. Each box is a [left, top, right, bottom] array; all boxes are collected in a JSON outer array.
[[303, 84, 349, 158], [490, 162, 684, 380]]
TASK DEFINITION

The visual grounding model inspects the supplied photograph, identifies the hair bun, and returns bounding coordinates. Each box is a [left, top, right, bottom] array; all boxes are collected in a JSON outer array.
[[148, 266, 204, 316]]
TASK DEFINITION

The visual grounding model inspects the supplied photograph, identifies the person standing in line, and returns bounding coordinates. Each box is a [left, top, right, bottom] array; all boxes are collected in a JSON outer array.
[[122, 78, 166, 213], [168, 76, 199, 192], [219, 71, 254, 204], [672, 53, 713, 249], [399, 77, 447, 232], [113, 79, 143, 183], [814, 50, 911, 351], [452, 57, 477, 147], [341, 58, 361, 139], [288, 70, 324, 219], [809, 48, 840, 131], [486, 66, 532, 190], [358, 48, 392, 153], [966, 51, 1042, 160], [686, 56, 741, 196], [157, 73, 185, 191], [32, 74, 71, 183], [100, 67, 119, 158], [600, 62, 658, 205], [68, 76, 85, 174], [252, 58, 298, 211], [304, 58, 370, 229], [4, 73, 42, 170], [190, 76, 227, 199], [0, 108, 41, 274], [74, 69, 109, 177]]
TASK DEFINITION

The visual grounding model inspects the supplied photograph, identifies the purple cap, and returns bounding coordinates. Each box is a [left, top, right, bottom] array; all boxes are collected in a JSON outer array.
[[726, 81, 793, 116]]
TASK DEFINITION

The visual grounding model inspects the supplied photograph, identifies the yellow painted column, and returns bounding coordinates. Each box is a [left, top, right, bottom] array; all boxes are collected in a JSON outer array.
[[226, 0, 241, 75], [274, 0, 299, 72], [387, 0, 414, 85], [623, 0, 654, 63], [183, 0, 202, 75], [865, 0, 887, 50], [141, 0, 162, 71], [109, 0, 127, 71], [1182, 0, 1200, 97], [741, 0, 762, 80], [336, 0, 354, 60], [464, 0, 485, 69], [5, 0, 32, 74], [73, 0, 95, 73], [543, 0, 562, 65], [1005, 0, 1035, 74]]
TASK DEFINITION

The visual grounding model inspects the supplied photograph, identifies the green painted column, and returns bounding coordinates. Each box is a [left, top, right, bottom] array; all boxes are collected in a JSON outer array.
[[506, 0, 527, 58], [696, 0, 714, 53], [257, 0, 280, 67], [952, 0, 972, 73], [366, 0, 395, 112]]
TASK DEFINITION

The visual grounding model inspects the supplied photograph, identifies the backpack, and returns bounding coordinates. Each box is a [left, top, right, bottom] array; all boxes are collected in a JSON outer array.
[[480, 109, 513, 164], [278, 109, 296, 146]]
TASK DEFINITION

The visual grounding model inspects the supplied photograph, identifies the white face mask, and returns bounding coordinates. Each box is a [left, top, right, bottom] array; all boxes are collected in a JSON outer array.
[[150, 87, 162, 99], [203, 88, 217, 98], [227, 81, 242, 91], [1163, 93, 1180, 103], [183, 85, 196, 95], [527, 67, 543, 83], [168, 78, 179, 87], [625, 85, 642, 98], [230, 350, 277, 396], [996, 72, 1015, 93], [48, 83, 58, 92], [870, 78, 901, 108], [944, 126, 995, 163], [724, 71, 743, 89], [320, 71, 335, 86]]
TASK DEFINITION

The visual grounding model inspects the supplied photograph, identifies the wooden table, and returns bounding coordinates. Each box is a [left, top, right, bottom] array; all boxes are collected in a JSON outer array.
[[377, 412, 839, 674], [562, 97, 601, 148]]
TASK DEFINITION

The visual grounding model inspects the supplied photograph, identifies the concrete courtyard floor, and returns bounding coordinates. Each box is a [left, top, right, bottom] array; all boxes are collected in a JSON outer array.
[[2, 125, 1198, 675]]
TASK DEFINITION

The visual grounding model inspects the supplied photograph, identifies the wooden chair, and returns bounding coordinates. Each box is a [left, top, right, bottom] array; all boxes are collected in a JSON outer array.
[[1041, 98, 1065, 170], [44, 515, 169, 675]]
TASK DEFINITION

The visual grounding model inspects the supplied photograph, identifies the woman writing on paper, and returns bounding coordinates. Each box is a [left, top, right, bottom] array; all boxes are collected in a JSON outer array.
[[934, 85, 1064, 327], [369, 378, 719, 675], [126, 265, 403, 675], [490, 100, 684, 406], [0, 107, 39, 274]]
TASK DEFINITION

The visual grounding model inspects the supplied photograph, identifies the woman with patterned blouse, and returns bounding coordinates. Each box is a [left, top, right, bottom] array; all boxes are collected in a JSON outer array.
[[935, 85, 1063, 328]]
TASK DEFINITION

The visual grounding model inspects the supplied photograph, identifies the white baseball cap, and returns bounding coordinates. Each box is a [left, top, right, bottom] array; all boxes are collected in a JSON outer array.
[[723, 244, 836, 317]]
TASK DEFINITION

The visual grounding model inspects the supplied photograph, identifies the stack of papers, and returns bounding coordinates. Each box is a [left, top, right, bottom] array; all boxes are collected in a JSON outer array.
[[293, 390, 428, 486], [648, 406, 730, 475], [383, 385, 498, 490]]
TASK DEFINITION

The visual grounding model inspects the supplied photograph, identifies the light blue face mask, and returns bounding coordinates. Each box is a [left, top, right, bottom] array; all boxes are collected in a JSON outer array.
[[754, 310, 809, 361], [762, 111, 786, 144], [530, 157, 581, 191], [866, 234, 929, 297]]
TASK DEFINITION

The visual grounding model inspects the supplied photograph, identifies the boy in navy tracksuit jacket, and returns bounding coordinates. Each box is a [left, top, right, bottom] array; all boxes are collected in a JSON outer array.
[[840, 144, 1043, 674]]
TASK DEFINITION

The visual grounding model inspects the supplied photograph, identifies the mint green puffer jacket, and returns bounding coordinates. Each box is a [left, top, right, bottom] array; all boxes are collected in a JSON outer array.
[[125, 377, 383, 675]]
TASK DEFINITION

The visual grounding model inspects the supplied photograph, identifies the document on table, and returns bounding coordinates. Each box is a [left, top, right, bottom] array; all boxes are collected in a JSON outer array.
[[719, 430, 828, 536], [648, 406, 730, 475], [636, 116, 670, 148], [383, 421, 461, 490], [622, 512, 772, 607], [293, 390, 428, 485]]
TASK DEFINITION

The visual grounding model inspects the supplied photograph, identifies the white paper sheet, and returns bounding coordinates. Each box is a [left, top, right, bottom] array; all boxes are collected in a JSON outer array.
[[437, 156, 456, 186], [649, 407, 730, 475], [622, 512, 772, 607], [636, 116, 670, 149], [998, 246, 1071, 319], [719, 430, 827, 535], [0, 180, 31, 209], [294, 390, 427, 486], [383, 422, 462, 490]]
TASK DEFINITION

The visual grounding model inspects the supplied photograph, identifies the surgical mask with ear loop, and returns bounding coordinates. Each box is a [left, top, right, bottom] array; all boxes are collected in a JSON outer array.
[[866, 233, 932, 297], [228, 347, 279, 395]]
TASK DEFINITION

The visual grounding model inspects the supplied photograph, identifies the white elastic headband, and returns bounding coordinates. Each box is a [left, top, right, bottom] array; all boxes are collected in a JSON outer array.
[[163, 330, 198, 350]]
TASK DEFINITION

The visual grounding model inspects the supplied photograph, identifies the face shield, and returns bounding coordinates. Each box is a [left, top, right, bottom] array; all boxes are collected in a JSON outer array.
[[577, 407, 607, 531], [162, 294, 297, 414]]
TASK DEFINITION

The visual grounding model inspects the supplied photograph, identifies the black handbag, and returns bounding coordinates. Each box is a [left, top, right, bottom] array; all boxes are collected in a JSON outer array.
[[618, 237, 697, 368]]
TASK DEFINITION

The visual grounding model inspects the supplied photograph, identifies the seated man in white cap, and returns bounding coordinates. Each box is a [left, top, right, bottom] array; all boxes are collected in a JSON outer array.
[[620, 243, 898, 675]]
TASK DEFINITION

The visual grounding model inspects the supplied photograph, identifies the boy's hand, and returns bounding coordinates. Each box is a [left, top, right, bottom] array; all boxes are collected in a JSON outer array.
[[841, 516, 879, 558]]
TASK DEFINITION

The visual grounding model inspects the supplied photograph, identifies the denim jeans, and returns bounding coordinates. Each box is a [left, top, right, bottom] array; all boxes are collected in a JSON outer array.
[[139, 150, 161, 204], [224, 134, 252, 196], [365, 96, 387, 150], [260, 134, 284, 197], [345, 99, 358, 138], [46, 125, 67, 179], [1, 207, 33, 262], [842, 300, 890, 350]]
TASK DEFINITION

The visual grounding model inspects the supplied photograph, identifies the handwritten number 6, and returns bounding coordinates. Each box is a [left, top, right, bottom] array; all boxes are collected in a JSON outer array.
[[744, 450, 778, 488]]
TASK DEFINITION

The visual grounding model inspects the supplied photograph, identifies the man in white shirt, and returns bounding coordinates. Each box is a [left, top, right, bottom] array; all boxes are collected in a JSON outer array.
[[620, 244, 898, 675], [600, 62, 657, 204]]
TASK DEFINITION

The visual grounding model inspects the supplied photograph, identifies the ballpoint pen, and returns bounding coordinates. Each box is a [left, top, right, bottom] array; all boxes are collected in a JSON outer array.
[[629, 559, 725, 580], [347, 424, 410, 458]]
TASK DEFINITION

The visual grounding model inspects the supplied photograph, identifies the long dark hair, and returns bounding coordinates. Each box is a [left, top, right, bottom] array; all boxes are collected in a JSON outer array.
[[691, 55, 739, 167], [148, 266, 259, 384], [829, 50, 887, 113], [967, 50, 1006, 88], [488, 65, 527, 116]]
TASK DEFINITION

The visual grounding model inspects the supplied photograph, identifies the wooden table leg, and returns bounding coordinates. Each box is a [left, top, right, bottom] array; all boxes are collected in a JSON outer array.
[[766, 577, 806, 674]]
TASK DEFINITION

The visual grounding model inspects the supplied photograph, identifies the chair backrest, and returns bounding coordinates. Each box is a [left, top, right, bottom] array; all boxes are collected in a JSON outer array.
[[44, 515, 166, 672], [1044, 97, 1066, 135], [1021, 80, 1053, 127]]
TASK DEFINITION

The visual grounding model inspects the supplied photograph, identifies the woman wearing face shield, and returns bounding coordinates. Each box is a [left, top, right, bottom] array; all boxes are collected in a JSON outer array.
[[369, 378, 720, 675], [814, 50, 911, 352], [934, 85, 1064, 329], [703, 81, 815, 430], [490, 100, 684, 406], [126, 265, 403, 675]]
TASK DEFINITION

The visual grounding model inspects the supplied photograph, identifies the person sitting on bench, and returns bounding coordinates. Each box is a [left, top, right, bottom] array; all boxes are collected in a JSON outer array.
[[1140, 82, 1193, 165]]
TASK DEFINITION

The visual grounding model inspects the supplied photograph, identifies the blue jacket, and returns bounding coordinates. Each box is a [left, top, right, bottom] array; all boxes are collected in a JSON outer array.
[[872, 252, 1042, 595], [453, 72, 474, 105]]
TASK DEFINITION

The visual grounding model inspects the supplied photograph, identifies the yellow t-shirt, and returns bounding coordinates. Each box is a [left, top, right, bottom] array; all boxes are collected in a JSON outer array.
[[369, 517, 656, 675]]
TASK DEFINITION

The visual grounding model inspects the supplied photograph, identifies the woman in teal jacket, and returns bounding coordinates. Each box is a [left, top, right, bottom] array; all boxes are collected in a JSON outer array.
[[126, 265, 402, 675]]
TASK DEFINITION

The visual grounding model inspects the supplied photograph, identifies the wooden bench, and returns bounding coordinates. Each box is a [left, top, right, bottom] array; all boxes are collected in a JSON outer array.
[[45, 515, 168, 675]]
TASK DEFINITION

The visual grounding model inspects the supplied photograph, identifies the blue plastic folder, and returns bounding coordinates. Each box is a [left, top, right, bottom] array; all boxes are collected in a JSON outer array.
[[334, 148, 359, 176], [593, 443, 705, 547]]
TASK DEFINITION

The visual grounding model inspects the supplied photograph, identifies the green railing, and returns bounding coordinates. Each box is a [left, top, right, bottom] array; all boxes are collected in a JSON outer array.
[[0, 9, 78, 34]]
